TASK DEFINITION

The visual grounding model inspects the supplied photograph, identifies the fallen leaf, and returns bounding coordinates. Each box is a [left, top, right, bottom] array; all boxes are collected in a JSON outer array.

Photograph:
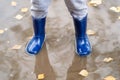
[[10, 74, 14, 77], [110, 7, 118, 12], [103, 57, 113, 63], [11, 1, 17, 6], [21, 8, 28, 13], [79, 69, 89, 77], [87, 30, 96, 35], [88, 0, 102, 6], [38, 74, 45, 80], [110, 7, 120, 13], [15, 14, 23, 20], [116, 7, 120, 12], [118, 16, 120, 19], [11, 45, 22, 50], [7, 41, 10, 44], [27, 36, 32, 40], [4, 28, 8, 31], [104, 76, 116, 80], [56, 39, 60, 42], [0, 29, 4, 34]]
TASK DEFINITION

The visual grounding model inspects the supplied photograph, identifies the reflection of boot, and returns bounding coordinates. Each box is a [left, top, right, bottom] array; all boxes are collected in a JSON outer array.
[[73, 15, 92, 56], [35, 44, 56, 80], [26, 17, 46, 55]]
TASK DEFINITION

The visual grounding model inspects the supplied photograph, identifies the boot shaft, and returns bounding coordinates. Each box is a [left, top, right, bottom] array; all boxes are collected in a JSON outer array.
[[32, 17, 46, 36], [73, 16, 87, 37]]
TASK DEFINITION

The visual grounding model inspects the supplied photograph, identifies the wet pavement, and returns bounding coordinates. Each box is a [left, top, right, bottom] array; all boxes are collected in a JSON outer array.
[[0, 0, 120, 80]]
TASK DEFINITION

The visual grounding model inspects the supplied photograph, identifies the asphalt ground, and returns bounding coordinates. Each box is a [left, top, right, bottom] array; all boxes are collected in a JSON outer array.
[[0, 0, 120, 80]]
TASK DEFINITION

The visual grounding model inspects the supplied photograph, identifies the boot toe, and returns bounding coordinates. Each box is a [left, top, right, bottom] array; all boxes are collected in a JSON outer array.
[[26, 36, 45, 55], [76, 37, 92, 56], [76, 48, 91, 56], [26, 49, 38, 55], [26, 45, 40, 55]]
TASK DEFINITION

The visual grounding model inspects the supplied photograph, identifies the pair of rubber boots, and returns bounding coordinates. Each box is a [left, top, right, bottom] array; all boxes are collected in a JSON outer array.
[[26, 16, 92, 56]]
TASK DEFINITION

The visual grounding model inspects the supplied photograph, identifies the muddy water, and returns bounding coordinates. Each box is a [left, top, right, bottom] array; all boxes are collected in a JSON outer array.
[[0, 0, 120, 80]]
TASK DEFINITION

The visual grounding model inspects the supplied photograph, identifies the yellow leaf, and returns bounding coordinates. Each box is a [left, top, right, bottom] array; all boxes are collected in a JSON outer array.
[[110, 7, 118, 12], [7, 41, 10, 44], [4, 28, 8, 31], [103, 57, 113, 63], [79, 69, 89, 77], [88, 0, 102, 6], [104, 76, 116, 80], [27, 36, 32, 40], [11, 45, 22, 50], [87, 30, 96, 35], [110, 7, 120, 12], [117, 7, 120, 12], [38, 74, 45, 80], [56, 39, 60, 42], [0, 29, 4, 34], [21, 8, 28, 13], [118, 16, 120, 20], [11, 1, 17, 6], [15, 14, 23, 20]]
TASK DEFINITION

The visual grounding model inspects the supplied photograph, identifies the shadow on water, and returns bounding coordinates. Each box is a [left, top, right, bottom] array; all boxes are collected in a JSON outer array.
[[66, 55, 87, 80], [34, 43, 56, 80]]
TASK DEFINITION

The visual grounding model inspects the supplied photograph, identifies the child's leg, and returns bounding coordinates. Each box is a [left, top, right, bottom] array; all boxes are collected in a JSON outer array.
[[26, 0, 51, 55], [31, 0, 51, 18], [64, 0, 88, 20], [65, 0, 92, 56]]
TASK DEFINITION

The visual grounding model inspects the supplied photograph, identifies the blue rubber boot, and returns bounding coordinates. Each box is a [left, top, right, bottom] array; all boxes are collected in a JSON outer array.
[[73, 15, 92, 56], [26, 17, 46, 55]]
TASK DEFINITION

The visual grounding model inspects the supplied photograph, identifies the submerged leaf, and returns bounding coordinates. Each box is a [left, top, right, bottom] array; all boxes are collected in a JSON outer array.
[[87, 30, 96, 36], [11, 45, 22, 50], [38, 74, 45, 79], [4, 28, 8, 31], [110, 7, 120, 12], [21, 8, 28, 13], [0, 29, 4, 34], [79, 69, 89, 77], [118, 16, 120, 19], [11, 1, 17, 6], [103, 57, 113, 63], [104, 76, 116, 80], [15, 14, 23, 20], [88, 0, 102, 6]]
